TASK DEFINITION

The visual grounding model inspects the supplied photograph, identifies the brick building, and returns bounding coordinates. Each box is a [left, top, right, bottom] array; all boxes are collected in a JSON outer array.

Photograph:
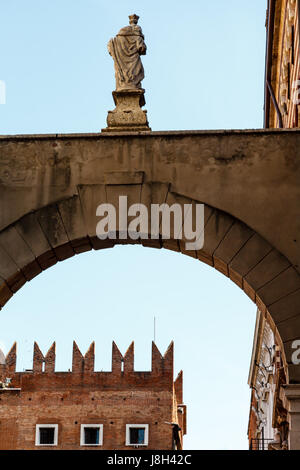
[[0, 341, 186, 450], [265, 0, 300, 128]]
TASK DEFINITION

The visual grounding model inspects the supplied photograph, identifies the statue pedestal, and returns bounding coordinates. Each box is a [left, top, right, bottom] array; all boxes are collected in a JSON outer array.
[[102, 89, 151, 132]]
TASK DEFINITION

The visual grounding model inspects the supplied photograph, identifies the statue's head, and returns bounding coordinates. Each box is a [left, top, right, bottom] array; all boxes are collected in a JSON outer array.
[[117, 14, 143, 38], [129, 14, 139, 25]]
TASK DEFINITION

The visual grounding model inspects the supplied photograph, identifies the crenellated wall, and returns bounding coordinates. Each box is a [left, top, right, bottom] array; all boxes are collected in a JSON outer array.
[[0, 341, 175, 387]]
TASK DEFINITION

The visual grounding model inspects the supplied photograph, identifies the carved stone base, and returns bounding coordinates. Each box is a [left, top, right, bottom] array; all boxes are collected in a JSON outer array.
[[102, 89, 151, 132]]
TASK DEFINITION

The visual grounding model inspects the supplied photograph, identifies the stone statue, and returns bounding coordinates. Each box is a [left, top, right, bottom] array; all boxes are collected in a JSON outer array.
[[102, 14, 150, 132], [108, 14, 146, 91]]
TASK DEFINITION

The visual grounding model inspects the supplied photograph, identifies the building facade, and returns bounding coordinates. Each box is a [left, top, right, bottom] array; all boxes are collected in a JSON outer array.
[[265, 0, 300, 128], [247, 1, 300, 450], [0, 341, 186, 450], [248, 310, 289, 450]]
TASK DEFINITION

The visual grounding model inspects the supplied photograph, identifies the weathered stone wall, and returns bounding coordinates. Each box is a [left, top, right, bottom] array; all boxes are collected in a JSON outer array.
[[0, 130, 299, 267]]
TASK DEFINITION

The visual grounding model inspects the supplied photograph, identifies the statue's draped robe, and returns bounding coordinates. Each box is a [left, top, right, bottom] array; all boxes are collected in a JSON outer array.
[[108, 25, 146, 91]]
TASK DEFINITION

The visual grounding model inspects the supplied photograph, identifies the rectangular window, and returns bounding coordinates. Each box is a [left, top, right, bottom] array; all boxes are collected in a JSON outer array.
[[126, 424, 149, 446], [35, 424, 58, 446], [130, 427, 145, 444], [80, 424, 103, 446]]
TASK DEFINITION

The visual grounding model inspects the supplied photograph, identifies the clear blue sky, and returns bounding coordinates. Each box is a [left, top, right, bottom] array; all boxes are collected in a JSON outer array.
[[0, 0, 267, 449]]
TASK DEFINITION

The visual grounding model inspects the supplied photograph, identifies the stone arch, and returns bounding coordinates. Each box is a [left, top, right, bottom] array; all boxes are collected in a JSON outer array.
[[0, 185, 299, 383], [0, 129, 299, 386]]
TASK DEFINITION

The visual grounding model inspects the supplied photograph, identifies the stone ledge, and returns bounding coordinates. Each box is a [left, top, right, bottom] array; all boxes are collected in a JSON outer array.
[[0, 128, 300, 141]]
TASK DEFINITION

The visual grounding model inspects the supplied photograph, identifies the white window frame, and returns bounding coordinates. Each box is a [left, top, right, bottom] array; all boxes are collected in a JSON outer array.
[[80, 424, 103, 446], [125, 424, 149, 446], [35, 424, 58, 446]]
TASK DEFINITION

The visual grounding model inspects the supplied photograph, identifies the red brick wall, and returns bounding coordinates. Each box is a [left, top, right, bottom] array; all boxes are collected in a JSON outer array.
[[248, 391, 258, 448]]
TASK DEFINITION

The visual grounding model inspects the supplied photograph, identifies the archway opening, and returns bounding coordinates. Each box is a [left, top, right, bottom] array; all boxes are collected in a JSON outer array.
[[0, 245, 258, 449]]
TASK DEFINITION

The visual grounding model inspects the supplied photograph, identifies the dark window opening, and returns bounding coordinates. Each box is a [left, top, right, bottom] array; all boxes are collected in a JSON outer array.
[[84, 427, 100, 445], [129, 427, 145, 444], [288, 63, 291, 100], [39, 427, 55, 445], [292, 26, 295, 65]]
